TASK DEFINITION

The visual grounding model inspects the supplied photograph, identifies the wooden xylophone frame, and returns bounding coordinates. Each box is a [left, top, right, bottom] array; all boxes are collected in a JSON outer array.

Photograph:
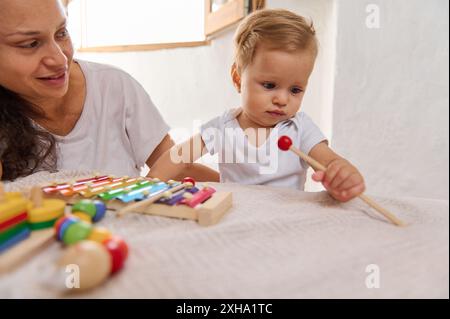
[[41, 176, 232, 226]]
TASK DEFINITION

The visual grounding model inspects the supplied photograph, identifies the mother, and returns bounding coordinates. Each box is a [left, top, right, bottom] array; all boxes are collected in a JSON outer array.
[[0, 0, 217, 181]]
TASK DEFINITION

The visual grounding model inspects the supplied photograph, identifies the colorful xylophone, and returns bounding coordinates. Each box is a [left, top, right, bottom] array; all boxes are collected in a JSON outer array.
[[41, 176, 232, 226]]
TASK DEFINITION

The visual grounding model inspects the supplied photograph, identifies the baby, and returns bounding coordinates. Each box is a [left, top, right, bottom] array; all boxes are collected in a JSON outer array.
[[150, 9, 365, 202]]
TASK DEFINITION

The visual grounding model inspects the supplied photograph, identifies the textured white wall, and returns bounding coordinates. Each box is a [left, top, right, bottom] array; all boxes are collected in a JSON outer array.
[[332, 0, 449, 199]]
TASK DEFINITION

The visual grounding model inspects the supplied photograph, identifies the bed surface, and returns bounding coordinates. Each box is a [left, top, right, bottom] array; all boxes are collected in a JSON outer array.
[[1, 170, 448, 298]]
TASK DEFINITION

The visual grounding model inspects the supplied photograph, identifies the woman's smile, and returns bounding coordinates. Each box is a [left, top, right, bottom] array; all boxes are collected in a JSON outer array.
[[36, 69, 67, 87]]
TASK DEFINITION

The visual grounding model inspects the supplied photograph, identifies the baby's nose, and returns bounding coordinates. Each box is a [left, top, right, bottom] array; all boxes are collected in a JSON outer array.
[[272, 92, 288, 106]]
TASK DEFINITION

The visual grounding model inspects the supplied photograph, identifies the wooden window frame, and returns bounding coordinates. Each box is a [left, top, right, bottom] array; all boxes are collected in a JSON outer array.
[[77, 40, 210, 53], [205, 0, 265, 36]]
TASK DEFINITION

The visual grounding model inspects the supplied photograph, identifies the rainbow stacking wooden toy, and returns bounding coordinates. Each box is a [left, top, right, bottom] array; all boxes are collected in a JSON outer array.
[[0, 184, 66, 273], [0, 184, 31, 254], [41, 176, 232, 226]]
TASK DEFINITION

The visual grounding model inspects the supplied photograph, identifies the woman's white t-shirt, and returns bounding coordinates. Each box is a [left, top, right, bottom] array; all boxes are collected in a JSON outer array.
[[53, 60, 170, 176]]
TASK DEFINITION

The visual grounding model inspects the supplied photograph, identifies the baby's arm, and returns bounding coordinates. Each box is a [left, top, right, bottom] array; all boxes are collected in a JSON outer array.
[[308, 142, 365, 202], [172, 163, 219, 182], [148, 133, 217, 181]]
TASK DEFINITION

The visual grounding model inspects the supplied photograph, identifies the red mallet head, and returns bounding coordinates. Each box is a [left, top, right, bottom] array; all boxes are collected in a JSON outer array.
[[278, 136, 293, 151], [182, 177, 196, 187]]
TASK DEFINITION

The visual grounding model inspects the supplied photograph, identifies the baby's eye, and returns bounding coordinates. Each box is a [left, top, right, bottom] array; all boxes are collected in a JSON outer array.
[[262, 82, 276, 89], [19, 40, 40, 49], [290, 87, 303, 94]]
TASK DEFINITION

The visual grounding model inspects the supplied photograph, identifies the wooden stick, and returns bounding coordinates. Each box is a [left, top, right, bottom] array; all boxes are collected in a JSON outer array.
[[0, 229, 55, 274], [30, 186, 43, 207], [287, 144, 405, 226], [0, 182, 4, 203], [116, 182, 190, 218]]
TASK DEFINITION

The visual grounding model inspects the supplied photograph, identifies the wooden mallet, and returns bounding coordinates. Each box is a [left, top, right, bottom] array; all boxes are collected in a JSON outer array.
[[277, 136, 405, 226], [116, 177, 196, 218]]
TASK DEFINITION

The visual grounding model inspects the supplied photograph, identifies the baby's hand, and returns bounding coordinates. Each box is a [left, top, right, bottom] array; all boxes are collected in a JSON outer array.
[[312, 158, 365, 202]]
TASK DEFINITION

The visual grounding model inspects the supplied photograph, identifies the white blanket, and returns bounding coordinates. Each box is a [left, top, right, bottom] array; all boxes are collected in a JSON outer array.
[[1, 170, 448, 298]]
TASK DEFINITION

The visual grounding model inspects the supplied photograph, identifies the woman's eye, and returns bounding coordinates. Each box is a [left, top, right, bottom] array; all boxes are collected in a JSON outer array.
[[262, 82, 276, 89], [57, 28, 69, 39], [20, 41, 40, 49], [291, 87, 303, 94]]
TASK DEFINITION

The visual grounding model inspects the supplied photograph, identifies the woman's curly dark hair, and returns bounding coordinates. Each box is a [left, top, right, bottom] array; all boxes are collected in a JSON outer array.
[[0, 85, 57, 181]]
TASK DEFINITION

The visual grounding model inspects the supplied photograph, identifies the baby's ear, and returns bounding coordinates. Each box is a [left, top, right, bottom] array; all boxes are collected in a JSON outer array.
[[231, 63, 241, 93]]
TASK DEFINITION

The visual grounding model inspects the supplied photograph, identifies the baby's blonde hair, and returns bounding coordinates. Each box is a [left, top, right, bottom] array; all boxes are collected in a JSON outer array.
[[234, 9, 318, 73]]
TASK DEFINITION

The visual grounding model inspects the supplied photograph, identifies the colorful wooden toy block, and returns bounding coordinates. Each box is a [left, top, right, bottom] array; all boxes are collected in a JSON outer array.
[[57, 240, 112, 291], [1, 184, 129, 291], [54, 200, 129, 292], [0, 185, 66, 273], [0, 185, 31, 254]]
